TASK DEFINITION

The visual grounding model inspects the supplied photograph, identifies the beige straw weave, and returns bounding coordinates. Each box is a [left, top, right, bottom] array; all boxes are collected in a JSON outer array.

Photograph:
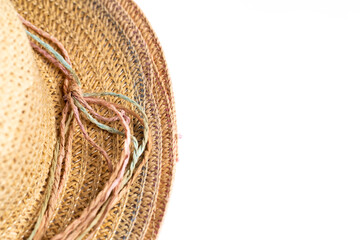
[[0, 0, 177, 239]]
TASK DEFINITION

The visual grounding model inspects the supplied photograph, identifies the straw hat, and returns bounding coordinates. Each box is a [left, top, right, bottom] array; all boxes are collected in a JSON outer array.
[[0, 0, 177, 239]]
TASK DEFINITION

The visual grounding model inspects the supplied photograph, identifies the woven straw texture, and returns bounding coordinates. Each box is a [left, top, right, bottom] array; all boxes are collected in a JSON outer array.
[[0, 0, 177, 239]]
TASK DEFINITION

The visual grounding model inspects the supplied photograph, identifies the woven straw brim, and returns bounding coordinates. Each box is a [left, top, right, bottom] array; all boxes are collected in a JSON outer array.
[[1, 0, 177, 239]]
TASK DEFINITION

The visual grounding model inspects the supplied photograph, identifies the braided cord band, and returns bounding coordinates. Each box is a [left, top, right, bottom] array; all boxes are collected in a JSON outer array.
[[21, 16, 151, 240]]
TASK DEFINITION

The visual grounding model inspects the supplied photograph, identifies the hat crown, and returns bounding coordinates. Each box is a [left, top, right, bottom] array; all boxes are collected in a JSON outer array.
[[0, 0, 55, 228]]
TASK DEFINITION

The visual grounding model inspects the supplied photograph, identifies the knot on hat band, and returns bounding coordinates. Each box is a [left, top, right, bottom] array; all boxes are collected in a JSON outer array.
[[19, 15, 152, 240]]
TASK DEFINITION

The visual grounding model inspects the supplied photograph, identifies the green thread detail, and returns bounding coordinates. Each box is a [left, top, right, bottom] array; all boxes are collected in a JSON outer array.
[[74, 99, 139, 150], [26, 30, 81, 86], [83, 92, 144, 113], [83, 92, 149, 173], [28, 112, 74, 240], [74, 99, 124, 135]]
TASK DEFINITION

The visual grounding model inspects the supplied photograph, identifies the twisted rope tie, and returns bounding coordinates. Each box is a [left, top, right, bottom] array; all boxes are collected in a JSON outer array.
[[20, 16, 151, 240]]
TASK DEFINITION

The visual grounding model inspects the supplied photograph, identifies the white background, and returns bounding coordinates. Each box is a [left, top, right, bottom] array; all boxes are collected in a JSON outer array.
[[136, 1, 360, 239]]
